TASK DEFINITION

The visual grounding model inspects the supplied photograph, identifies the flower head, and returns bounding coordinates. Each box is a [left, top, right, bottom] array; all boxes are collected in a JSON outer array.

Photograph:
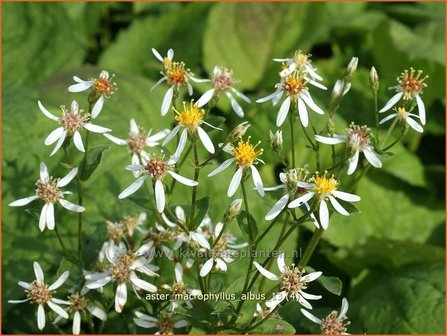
[[9, 262, 70, 330], [134, 311, 188, 334], [274, 50, 325, 86], [380, 106, 424, 133], [301, 298, 350, 335], [9, 162, 85, 231]]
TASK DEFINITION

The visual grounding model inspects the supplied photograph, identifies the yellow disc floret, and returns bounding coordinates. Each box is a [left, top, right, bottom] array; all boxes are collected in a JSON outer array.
[[175, 101, 204, 130], [312, 172, 338, 200], [232, 137, 263, 167], [281, 71, 305, 97]]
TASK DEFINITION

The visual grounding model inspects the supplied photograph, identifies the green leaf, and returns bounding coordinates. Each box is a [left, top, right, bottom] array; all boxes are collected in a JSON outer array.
[[249, 318, 296, 334], [317, 275, 343, 296], [79, 144, 109, 181], [349, 262, 445, 333], [190, 197, 210, 230]]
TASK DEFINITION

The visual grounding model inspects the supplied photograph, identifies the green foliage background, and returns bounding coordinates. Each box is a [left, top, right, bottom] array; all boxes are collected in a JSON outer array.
[[2, 2, 445, 334]]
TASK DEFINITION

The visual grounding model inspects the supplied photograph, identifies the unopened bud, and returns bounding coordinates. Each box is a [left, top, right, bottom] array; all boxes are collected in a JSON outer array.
[[330, 80, 344, 104], [369, 66, 379, 91], [327, 118, 336, 134], [269, 130, 283, 153], [346, 57, 358, 77], [224, 199, 242, 222], [228, 121, 250, 141]]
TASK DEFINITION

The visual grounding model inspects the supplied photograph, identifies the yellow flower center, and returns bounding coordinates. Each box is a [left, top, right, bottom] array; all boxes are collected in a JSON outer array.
[[313, 173, 338, 199], [232, 137, 263, 167], [396, 106, 409, 120], [167, 62, 188, 86], [175, 101, 204, 129], [398, 67, 427, 99], [281, 72, 305, 97], [293, 50, 310, 69]]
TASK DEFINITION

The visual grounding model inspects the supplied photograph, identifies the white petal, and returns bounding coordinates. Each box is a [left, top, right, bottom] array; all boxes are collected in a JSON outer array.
[[57, 167, 78, 187], [256, 91, 279, 103], [175, 263, 183, 283], [58, 199, 85, 212], [297, 294, 312, 309], [215, 222, 224, 237], [130, 274, 157, 292], [198, 127, 215, 154], [50, 130, 67, 156], [304, 64, 323, 81], [272, 91, 284, 106], [18, 281, 31, 289], [126, 164, 145, 172], [196, 88, 215, 107], [161, 87, 174, 116], [379, 113, 398, 125], [45, 127, 65, 146], [162, 125, 181, 146], [40, 162, 49, 181], [167, 48, 174, 60], [150, 77, 166, 92], [226, 92, 244, 117], [265, 194, 289, 220], [264, 185, 286, 192], [208, 158, 235, 177], [39, 204, 48, 232], [193, 232, 210, 249], [51, 298, 70, 305], [300, 309, 322, 324], [266, 291, 287, 309], [319, 200, 329, 230], [172, 128, 188, 161], [73, 131, 85, 152], [147, 129, 169, 144], [85, 275, 113, 289], [300, 291, 322, 301], [48, 300, 69, 319], [187, 82, 193, 96], [174, 320, 189, 328], [73, 311, 81, 335], [250, 165, 264, 197], [87, 305, 107, 321], [301, 93, 324, 114], [38, 101, 59, 121], [215, 258, 227, 272], [119, 175, 148, 199], [302, 271, 322, 282], [406, 117, 424, 133], [200, 259, 214, 277], [91, 96, 105, 119], [416, 95, 426, 125], [134, 318, 157, 328], [231, 88, 251, 103], [33, 261, 45, 283], [37, 304, 46, 330], [84, 123, 111, 133], [332, 190, 361, 202], [329, 196, 349, 216], [9, 195, 38, 207], [288, 192, 315, 208], [339, 298, 349, 320], [306, 77, 327, 90], [253, 262, 279, 281], [128, 119, 138, 134], [115, 283, 127, 313], [347, 150, 359, 176], [297, 97, 309, 127], [227, 167, 243, 197], [379, 92, 403, 113], [277, 252, 286, 273], [315, 135, 345, 145], [8, 298, 31, 303], [68, 81, 92, 93], [167, 171, 198, 187], [152, 48, 164, 62], [48, 271, 69, 291], [276, 96, 291, 127], [363, 147, 382, 168], [155, 179, 165, 213]]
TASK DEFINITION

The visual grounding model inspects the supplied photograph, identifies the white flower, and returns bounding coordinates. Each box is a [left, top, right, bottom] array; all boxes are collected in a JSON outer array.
[[379, 67, 428, 125], [208, 137, 264, 197], [196, 65, 251, 117], [8, 261, 70, 330], [161, 262, 202, 311], [264, 169, 319, 228], [118, 155, 198, 213], [380, 106, 423, 133], [199, 222, 248, 277], [123, 212, 148, 237], [68, 70, 117, 119], [84, 242, 159, 313], [315, 124, 382, 175], [53, 292, 107, 335], [253, 253, 322, 310], [288, 172, 361, 230], [162, 101, 218, 161], [38, 100, 111, 156], [104, 119, 169, 174], [134, 311, 188, 334], [151, 48, 207, 116], [9, 162, 85, 231], [162, 206, 211, 250], [301, 298, 350, 335], [256, 69, 325, 127]]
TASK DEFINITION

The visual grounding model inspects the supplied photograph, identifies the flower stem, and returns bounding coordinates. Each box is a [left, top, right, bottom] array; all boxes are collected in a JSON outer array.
[[289, 112, 296, 168], [54, 224, 70, 260], [380, 117, 399, 151], [373, 89, 380, 143], [188, 142, 200, 228], [298, 227, 324, 267]]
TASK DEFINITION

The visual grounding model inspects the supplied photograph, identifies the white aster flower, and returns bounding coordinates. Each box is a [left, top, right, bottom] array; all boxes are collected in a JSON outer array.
[[161, 262, 202, 311], [256, 69, 325, 127], [380, 106, 423, 133], [84, 242, 159, 313], [315, 123, 382, 175], [208, 137, 264, 197], [123, 212, 148, 237], [379, 67, 428, 125], [253, 253, 322, 310], [288, 172, 361, 230], [9, 162, 85, 231], [104, 118, 169, 174], [162, 206, 211, 250], [301, 297, 350, 335], [142, 222, 176, 260], [8, 261, 70, 330], [68, 70, 117, 119], [196, 65, 251, 117], [254, 303, 280, 320], [151, 48, 207, 116], [53, 292, 106, 335], [162, 101, 218, 161], [199, 222, 248, 277], [118, 155, 198, 213], [134, 311, 188, 334], [38, 100, 111, 156]]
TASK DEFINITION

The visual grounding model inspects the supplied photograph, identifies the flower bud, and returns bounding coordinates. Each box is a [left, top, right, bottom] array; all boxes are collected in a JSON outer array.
[[369, 66, 379, 91], [228, 121, 250, 141], [269, 130, 283, 154], [330, 80, 344, 104], [346, 57, 358, 77], [224, 198, 242, 222]]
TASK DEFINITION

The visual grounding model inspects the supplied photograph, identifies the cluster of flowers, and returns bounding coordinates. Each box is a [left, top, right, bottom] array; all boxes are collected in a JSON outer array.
[[8, 45, 428, 334]]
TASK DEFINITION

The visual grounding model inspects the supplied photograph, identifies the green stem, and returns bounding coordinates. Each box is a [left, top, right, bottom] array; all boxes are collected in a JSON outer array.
[[54, 225, 70, 260], [379, 118, 398, 151], [373, 89, 380, 143], [289, 112, 296, 168], [255, 215, 280, 246], [170, 144, 192, 193], [247, 304, 281, 331], [195, 262, 205, 294], [241, 177, 252, 242], [188, 142, 200, 228], [298, 228, 324, 267]]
